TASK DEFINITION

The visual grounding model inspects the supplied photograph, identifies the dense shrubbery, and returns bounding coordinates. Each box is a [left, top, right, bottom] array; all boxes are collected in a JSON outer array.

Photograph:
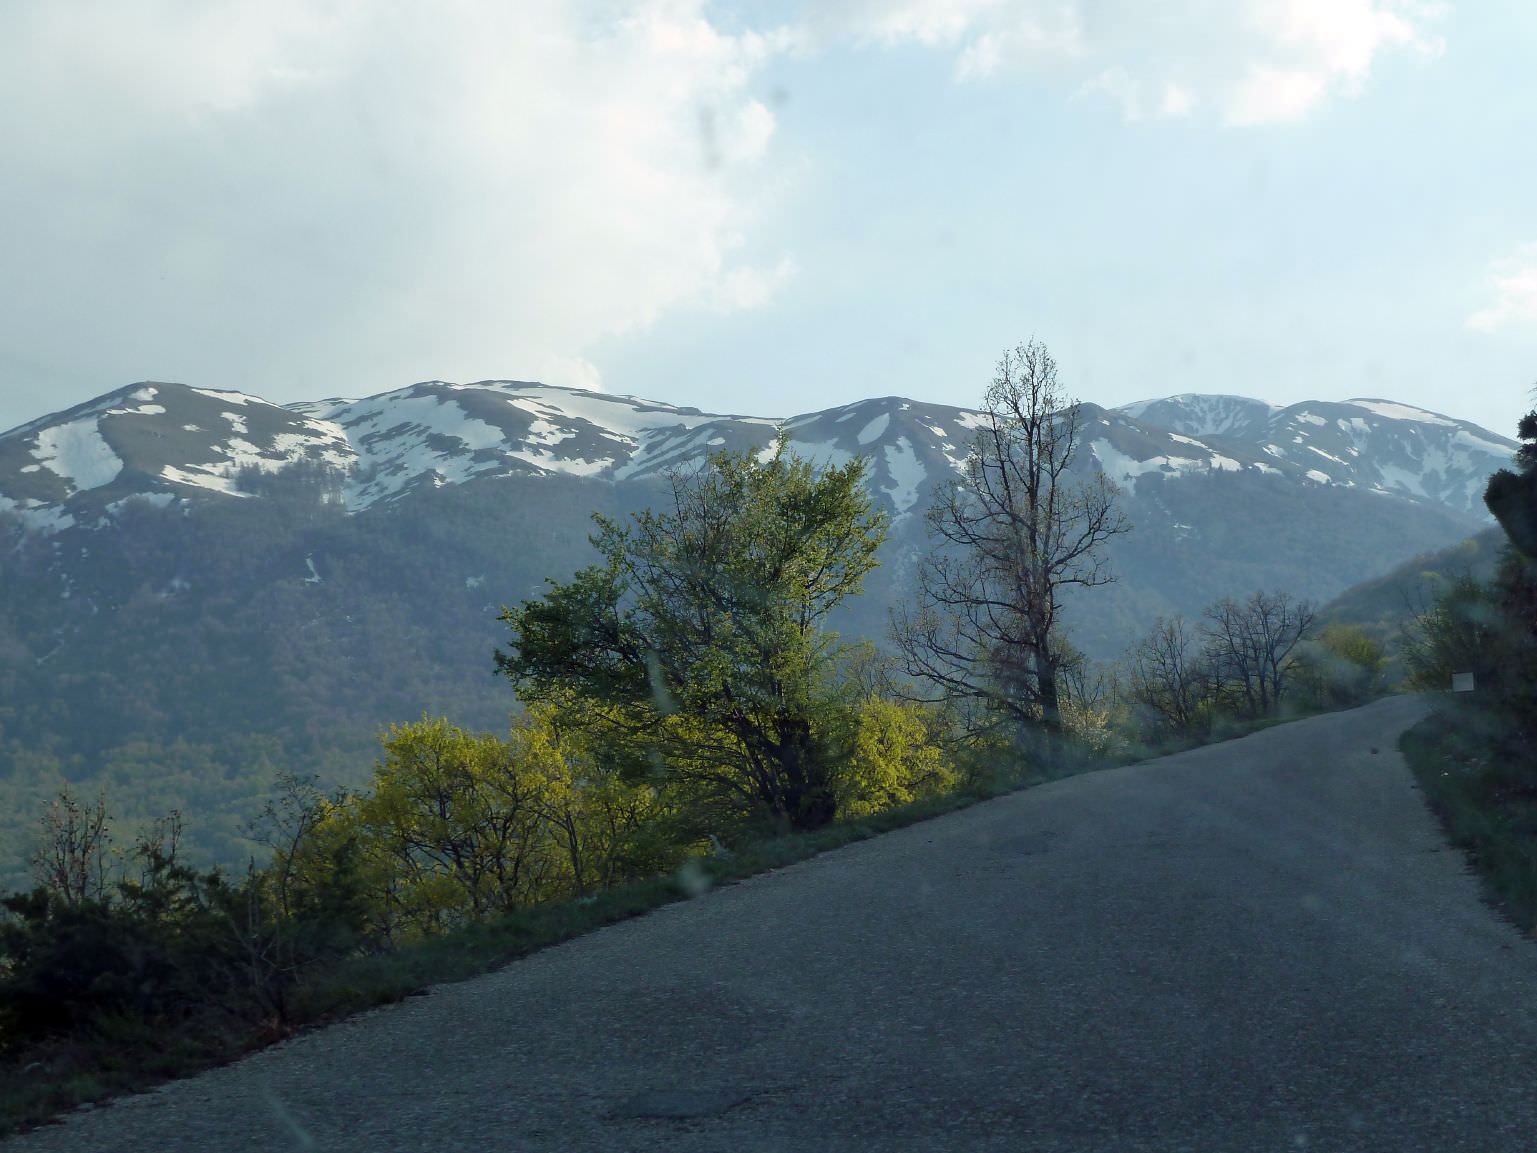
[[1399, 401, 1537, 929], [0, 797, 370, 1056]]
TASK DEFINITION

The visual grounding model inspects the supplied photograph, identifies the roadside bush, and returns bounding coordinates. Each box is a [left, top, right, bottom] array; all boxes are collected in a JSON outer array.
[[1294, 624, 1386, 710], [835, 697, 954, 819]]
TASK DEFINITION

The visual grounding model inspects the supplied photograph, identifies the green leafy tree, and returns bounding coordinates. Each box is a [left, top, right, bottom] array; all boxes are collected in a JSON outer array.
[[1403, 574, 1506, 693], [344, 718, 559, 935], [498, 441, 888, 832], [1485, 400, 1537, 558], [512, 702, 668, 896], [1481, 398, 1537, 741]]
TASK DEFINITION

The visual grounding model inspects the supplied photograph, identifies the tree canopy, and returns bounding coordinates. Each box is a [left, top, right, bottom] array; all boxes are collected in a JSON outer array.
[[497, 440, 888, 831]]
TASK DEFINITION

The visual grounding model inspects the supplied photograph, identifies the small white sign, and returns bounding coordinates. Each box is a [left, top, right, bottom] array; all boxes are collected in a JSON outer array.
[[1452, 672, 1475, 693]]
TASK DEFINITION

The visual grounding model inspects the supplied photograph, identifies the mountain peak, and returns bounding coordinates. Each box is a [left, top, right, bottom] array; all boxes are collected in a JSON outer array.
[[1115, 394, 1283, 439]]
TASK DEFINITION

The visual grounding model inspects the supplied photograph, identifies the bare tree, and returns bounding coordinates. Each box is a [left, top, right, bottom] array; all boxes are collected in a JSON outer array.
[[30, 787, 114, 904], [1127, 615, 1210, 733], [1202, 591, 1315, 717], [893, 339, 1129, 735]]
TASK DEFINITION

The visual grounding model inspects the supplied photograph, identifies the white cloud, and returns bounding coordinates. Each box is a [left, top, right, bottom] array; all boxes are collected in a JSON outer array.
[[1466, 245, 1537, 334], [821, 0, 1445, 125], [713, 255, 798, 312], [0, 1, 796, 395], [1078, 67, 1142, 122], [1226, 64, 1331, 125], [1160, 83, 1196, 118], [529, 353, 606, 394]]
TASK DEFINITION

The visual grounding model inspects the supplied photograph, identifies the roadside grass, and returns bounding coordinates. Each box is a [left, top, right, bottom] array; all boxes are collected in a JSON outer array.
[[0, 703, 1353, 1135], [1401, 703, 1537, 934]]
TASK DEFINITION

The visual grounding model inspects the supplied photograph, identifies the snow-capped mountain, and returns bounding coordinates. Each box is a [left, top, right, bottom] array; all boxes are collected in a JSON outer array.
[[1114, 393, 1515, 514], [0, 381, 1517, 536]]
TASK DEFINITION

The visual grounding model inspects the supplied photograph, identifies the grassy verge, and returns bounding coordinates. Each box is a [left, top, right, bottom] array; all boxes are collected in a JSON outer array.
[[0, 706, 1345, 1134], [1401, 703, 1537, 934]]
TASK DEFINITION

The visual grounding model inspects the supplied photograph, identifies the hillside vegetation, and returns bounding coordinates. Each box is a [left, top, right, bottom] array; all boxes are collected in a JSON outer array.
[[1314, 526, 1505, 681], [0, 462, 1478, 885]]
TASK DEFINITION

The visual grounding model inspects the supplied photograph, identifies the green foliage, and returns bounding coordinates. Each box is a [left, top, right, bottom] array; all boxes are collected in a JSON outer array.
[[343, 718, 560, 933], [1485, 406, 1537, 558], [500, 441, 888, 831], [510, 704, 673, 895], [1294, 624, 1386, 710], [288, 711, 676, 942], [1059, 695, 1121, 759], [835, 696, 955, 819], [1403, 574, 1507, 693], [1310, 528, 1504, 688], [1404, 709, 1537, 933], [1400, 402, 1537, 942], [0, 471, 658, 885]]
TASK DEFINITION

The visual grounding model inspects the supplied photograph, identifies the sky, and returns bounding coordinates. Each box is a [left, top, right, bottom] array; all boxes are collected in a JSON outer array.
[[1, 0, 1534, 437]]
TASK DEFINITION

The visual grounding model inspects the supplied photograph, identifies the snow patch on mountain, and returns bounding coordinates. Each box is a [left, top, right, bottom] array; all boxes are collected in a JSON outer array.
[[105, 492, 176, 517], [161, 464, 248, 497], [858, 413, 890, 445], [1091, 440, 1203, 483], [1344, 399, 1457, 427], [33, 418, 123, 493], [192, 387, 266, 407], [882, 438, 923, 512], [793, 441, 857, 473], [1118, 394, 1282, 437], [0, 494, 75, 533], [1454, 428, 1517, 458]]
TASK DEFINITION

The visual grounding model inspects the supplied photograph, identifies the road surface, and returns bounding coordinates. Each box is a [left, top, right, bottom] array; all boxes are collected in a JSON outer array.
[[12, 696, 1537, 1151]]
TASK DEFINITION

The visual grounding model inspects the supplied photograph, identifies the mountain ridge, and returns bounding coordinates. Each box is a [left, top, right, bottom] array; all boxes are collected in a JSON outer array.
[[0, 380, 1517, 536]]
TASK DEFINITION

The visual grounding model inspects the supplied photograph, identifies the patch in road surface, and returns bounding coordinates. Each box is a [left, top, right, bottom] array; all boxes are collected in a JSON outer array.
[[606, 1088, 754, 1120]]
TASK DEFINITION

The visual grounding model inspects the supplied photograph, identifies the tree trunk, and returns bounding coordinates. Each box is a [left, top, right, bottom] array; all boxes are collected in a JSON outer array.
[[777, 716, 836, 831], [1035, 649, 1062, 733]]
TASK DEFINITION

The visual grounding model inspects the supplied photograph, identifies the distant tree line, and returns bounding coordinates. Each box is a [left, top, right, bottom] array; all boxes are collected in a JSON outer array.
[[1122, 591, 1363, 739]]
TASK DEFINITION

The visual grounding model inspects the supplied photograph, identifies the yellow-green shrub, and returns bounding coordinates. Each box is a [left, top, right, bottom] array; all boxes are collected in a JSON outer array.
[[836, 698, 955, 819]]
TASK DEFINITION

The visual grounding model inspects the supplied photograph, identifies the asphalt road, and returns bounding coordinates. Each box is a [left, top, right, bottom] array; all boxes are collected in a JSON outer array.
[[12, 696, 1537, 1152]]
